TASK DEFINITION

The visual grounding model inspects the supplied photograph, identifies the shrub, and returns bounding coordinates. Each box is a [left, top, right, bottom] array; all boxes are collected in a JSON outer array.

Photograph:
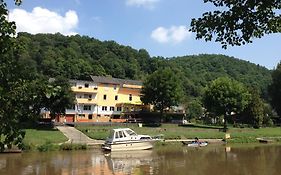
[[37, 141, 58, 152]]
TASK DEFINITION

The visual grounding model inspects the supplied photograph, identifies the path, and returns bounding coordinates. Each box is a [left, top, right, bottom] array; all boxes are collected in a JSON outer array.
[[56, 125, 104, 146]]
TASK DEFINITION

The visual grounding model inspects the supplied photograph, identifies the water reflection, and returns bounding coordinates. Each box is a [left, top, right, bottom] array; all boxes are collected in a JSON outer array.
[[105, 150, 154, 174], [0, 144, 280, 175]]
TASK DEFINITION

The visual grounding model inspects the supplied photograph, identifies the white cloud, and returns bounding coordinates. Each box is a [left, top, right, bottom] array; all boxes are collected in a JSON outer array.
[[151, 25, 192, 44], [126, 0, 160, 9], [9, 7, 79, 35]]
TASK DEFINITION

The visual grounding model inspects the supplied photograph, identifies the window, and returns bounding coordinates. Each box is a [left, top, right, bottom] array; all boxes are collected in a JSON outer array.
[[88, 114, 93, 119], [84, 83, 89, 88], [110, 106, 114, 111], [129, 94, 132, 101], [115, 95, 118, 101], [78, 114, 85, 118], [102, 106, 107, 111], [115, 132, 120, 139], [83, 105, 91, 111], [103, 94, 107, 100], [118, 131, 124, 138], [114, 85, 117, 90], [117, 107, 122, 111], [84, 94, 92, 99]]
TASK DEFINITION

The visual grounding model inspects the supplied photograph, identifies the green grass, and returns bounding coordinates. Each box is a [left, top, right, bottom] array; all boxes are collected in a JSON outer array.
[[23, 128, 68, 148], [76, 124, 281, 143], [227, 127, 281, 143]]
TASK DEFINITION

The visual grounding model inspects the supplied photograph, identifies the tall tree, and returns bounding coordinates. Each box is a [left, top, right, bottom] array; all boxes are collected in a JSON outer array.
[[190, 0, 281, 48], [41, 77, 75, 119], [0, 0, 25, 151], [268, 62, 281, 123], [0, 0, 74, 151], [141, 68, 183, 122], [242, 88, 264, 128], [203, 77, 250, 131]]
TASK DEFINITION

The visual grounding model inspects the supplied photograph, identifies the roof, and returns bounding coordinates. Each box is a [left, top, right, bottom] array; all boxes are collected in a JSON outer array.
[[90, 75, 142, 86], [69, 79, 94, 84]]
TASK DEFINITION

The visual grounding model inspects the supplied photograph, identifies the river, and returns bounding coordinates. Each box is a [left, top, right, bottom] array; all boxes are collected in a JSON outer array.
[[0, 144, 280, 175]]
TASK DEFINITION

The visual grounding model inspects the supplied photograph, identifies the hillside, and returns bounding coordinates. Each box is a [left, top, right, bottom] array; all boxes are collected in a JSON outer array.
[[15, 32, 272, 99]]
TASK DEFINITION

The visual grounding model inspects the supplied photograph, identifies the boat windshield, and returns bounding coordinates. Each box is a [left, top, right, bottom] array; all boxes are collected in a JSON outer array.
[[126, 129, 137, 136], [108, 130, 114, 139]]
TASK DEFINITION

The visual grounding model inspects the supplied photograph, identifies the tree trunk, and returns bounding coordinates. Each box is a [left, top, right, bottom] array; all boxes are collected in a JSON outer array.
[[160, 109, 163, 123], [223, 113, 227, 132]]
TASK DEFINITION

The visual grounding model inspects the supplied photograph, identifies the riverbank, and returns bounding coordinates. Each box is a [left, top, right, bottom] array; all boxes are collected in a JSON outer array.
[[20, 124, 281, 152], [76, 123, 281, 143]]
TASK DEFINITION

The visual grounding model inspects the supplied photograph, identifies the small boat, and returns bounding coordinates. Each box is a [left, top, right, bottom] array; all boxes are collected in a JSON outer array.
[[102, 128, 156, 151], [182, 141, 208, 147]]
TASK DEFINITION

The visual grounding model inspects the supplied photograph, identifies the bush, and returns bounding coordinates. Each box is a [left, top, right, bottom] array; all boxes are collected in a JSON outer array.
[[37, 141, 58, 152], [22, 142, 34, 151]]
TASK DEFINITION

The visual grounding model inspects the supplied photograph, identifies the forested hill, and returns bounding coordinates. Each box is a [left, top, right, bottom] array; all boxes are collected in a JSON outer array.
[[15, 32, 271, 98], [169, 55, 271, 98]]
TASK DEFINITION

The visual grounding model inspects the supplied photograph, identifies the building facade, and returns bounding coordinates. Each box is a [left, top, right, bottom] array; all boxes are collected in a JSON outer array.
[[62, 76, 144, 123]]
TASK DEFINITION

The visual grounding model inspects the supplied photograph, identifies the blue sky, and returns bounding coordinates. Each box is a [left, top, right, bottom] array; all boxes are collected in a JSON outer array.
[[7, 0, 281, 69]]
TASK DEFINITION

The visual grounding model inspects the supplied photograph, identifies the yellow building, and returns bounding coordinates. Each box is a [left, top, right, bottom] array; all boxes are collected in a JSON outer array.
[[64, 76, 144, 123]]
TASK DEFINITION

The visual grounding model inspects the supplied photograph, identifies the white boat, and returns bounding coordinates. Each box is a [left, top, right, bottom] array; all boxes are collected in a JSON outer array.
[[102, 128, 155, 151], [186, 141, 208, 147]]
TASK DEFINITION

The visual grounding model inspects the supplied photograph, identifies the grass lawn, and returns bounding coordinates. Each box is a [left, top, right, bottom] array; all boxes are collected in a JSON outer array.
[[23, 128, 68, 146], [76, 123, 281, 143]]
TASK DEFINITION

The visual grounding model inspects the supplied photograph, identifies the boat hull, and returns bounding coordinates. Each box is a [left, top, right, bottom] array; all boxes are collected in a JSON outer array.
[[102, 140, 154, 151], [187, 142, 208, 147]]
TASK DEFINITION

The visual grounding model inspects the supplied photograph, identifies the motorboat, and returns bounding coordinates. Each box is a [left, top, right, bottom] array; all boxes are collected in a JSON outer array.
[[182, 141, 208, 147], [102, 128, 156, 151]]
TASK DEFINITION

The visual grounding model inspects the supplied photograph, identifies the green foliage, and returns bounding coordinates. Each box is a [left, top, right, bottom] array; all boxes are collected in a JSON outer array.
[[203, 77, 251, 130], [170, 54, 271, 99], [242, 88, 264, 128], [263, 103, 279, 126], [0, 0, 26, 151], [190, 0, 281, 48], [203, 77, 251, 115], [41, 76, 75, 119], [141, 68, 184, 117], [268, 62, 281, 123], [186, 100, 203, 120], [37, 141, 58, 152]]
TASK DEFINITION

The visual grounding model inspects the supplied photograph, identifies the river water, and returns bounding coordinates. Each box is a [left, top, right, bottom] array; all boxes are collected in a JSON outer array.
[[0, 144, 280, 175]]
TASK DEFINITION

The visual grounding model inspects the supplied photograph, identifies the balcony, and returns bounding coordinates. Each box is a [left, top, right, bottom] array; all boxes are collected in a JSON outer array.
[[76, 98, 97, 104], [71, 86, 98, 93]]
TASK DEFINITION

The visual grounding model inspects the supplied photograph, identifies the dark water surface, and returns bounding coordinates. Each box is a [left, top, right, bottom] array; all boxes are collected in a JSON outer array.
[[0, 144, 280, 175]]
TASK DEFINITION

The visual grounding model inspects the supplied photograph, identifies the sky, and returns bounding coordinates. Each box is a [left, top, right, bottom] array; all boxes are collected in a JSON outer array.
[[6, 0, 281, 69]]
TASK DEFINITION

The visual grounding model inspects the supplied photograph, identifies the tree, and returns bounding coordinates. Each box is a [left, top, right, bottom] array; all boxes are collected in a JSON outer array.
[[0, 0, 25, 151], [268, 62, 281, 123], [141, 68, 183, 122], [203, 77, 250, 131], [41, 77, 75, 119], [0, 0, 74, 151], [186, 100, 203, 121], [242, 88, 264, 128], [190, 0, 281, 48]]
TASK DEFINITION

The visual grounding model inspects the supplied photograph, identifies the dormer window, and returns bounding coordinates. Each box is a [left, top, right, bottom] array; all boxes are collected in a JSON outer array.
[[85, 83, 89, 88]]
